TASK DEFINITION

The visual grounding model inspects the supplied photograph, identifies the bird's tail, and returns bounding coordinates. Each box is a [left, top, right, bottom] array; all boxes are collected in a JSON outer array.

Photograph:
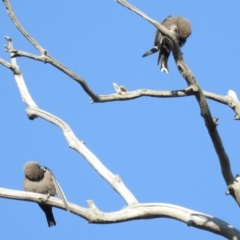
[[38, 204, 56, 227], [159, 50, 169, 73], [142, 46, 158, 57], [158, 40, 171, 74]]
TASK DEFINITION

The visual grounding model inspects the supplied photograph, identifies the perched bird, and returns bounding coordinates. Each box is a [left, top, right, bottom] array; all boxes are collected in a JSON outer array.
[[142, 16, 192, 73], [23, 161, 69, 227]]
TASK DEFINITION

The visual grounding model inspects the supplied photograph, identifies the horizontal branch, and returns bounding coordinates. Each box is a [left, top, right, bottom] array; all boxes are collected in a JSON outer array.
[[0, 187, 239, 239], [1, 51, 240, 120], [97, 83, 240, 119]]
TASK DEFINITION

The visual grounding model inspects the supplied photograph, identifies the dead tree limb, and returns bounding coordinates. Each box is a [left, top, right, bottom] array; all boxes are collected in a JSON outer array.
[[0, 187, 239, 239], [116, 0, 240, 207]]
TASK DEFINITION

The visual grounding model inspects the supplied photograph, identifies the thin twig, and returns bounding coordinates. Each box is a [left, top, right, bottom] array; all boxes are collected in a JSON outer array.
[[2, 0, 100, 102]]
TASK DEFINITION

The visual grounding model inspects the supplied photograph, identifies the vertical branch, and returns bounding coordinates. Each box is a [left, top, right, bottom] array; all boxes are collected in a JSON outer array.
[[116, 0, 239, 204]]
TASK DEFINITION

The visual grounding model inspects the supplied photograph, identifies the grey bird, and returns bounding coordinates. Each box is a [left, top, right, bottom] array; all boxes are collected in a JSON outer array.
[[142, 16, 192, 73], [23, 161, 69, 227]]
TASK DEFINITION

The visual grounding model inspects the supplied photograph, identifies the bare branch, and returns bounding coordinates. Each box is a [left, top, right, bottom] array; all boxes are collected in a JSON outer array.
[[3, 0, 240, 204], [0, 187, 239, 239], [2, 0, 100, 102], [4, 37, 38, 108], [2, 49, 240, 121], [26, 107, 138, 206], [227, 90, 240, 119], [95, 84, 240, 119], [116, 0, 240, 205], [3, 14, 240, 121], [3, 0, 240, 122], [3, 34, 240, 204], [0, 57, 12, 69], [1, 1, 240, 238], [3, 0, 45, 54], [3, 37, 138, 206]]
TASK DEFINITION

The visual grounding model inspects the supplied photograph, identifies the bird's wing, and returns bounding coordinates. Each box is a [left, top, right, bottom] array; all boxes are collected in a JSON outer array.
[[142, 16, 173, 58], [52, 176, 70, 212], [42, 166, 70, 212]]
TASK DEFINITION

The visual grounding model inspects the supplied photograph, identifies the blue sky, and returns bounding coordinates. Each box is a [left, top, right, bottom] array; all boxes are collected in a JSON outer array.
[[0, 0, 240, 239]]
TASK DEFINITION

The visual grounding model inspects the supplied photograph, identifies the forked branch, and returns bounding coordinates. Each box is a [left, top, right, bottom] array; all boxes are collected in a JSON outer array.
[[3, 0, 240, 120], [2, 36, 138, 206], [116, 0, 240, 207], [1, 1, 240, 238]]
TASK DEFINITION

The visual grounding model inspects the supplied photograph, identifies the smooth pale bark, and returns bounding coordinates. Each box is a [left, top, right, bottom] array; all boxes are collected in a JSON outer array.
[[0, 0, 240, 239]]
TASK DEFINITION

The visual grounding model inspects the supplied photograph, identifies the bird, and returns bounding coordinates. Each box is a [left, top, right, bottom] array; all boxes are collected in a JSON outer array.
[[23, 161, 69, 227], [142, 16, 192, 73]]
